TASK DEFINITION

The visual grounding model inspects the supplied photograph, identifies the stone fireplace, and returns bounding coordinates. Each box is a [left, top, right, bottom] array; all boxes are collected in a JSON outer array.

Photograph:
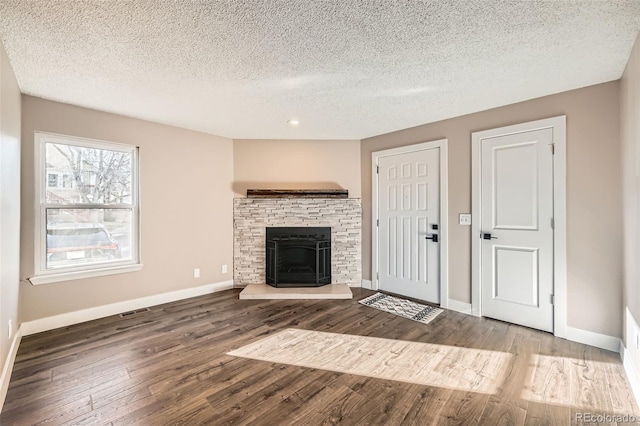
[[233, 197, 361, 287]]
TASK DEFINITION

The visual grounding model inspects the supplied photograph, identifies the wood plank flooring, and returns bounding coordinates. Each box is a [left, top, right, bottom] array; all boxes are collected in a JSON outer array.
[[1, 288, 637, 425]]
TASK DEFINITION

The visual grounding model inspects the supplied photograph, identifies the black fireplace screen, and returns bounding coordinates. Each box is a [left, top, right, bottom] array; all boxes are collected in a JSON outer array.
[[266, 227, 331, 287]]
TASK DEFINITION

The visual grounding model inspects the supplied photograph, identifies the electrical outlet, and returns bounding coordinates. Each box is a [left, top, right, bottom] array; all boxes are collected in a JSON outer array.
[[193, 268, 200, 279], [8, 319, 12, 339], [459, 214, 472, 225], [222, 264, 228, 274]]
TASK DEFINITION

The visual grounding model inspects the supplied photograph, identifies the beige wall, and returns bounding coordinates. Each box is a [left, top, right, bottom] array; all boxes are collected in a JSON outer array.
[[0, 41, 21, 384], [9, 56, 629, 338], [20, 96, 234, 322], [622, 33, 640, 335], [233, 139, 361, 198], [362, 81, 623, 337]]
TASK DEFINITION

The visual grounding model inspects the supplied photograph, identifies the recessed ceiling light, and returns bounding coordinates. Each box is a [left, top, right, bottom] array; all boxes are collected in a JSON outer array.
[[287, 119, 300, 126]]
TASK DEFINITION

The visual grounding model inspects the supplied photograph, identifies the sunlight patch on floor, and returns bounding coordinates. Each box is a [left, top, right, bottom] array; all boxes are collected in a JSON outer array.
[[228, 328, 512, 394], [521, 353, 639, 415]]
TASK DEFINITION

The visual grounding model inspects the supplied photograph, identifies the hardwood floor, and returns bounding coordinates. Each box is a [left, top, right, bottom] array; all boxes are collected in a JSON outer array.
[[1, 288, 637, 425]]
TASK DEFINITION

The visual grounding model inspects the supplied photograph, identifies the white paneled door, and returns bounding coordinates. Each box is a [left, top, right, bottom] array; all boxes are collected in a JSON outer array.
[[378, 148, 440, 303], [480, 128, 554, 332]]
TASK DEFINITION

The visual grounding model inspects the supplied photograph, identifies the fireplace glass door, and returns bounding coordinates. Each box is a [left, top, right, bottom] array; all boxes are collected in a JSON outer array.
[[266, 227, 331, 287]]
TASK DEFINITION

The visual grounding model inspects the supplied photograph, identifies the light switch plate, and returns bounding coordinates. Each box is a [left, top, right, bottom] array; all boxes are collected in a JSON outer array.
[[459, 214, 472, 225]]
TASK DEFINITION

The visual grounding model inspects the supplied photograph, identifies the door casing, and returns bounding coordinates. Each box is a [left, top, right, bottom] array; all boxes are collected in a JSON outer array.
[[471, 116, 567, 338], [372, 139, 449, 308]]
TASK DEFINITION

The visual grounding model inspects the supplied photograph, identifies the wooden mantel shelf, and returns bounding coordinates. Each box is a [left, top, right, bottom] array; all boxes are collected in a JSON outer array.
[[246, 189, 349, 199]]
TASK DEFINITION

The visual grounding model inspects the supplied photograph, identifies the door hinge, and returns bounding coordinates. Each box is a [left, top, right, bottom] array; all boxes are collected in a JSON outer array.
[[550, 294, 555, 305], [377, 272, 379, 280], [376, 165, 380, 174], [377, 219, 379, 227], [549, 143, 555, 155], [551, 217, 554, 229]]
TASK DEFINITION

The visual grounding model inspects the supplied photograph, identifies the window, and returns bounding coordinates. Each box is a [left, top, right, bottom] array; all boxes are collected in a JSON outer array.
[[32, 132, 141, 284], [62, 174, 73, 188], [47, 173, 58, 187]]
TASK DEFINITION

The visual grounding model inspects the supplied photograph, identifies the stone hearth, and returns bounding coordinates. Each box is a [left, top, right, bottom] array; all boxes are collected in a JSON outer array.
[[238, 283, 353, 300]]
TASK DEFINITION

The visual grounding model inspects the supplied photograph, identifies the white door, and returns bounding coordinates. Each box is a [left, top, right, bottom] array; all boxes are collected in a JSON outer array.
[[378, 148, 440, 303], [480, 128, 554, 332]]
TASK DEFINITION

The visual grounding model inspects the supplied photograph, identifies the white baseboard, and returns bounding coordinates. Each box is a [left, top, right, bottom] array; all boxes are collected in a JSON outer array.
[[22, 280, 234, 336], [447, 299, 472, 315], [623, 307, 640, 409], [0, 326, 22, 412], [565, 325, 621, 353], [361, 279, 373, 290], [348, 281, 362, 288], [622, 343, 640, 409]]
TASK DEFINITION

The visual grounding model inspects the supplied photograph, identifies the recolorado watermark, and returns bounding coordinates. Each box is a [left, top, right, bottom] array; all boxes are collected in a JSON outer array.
[[575, 413, 639, 424]]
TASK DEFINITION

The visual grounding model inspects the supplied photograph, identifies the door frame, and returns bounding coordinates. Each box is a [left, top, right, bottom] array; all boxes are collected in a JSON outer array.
[[372, 139, 449, 308], [471, 116, 567, 338]]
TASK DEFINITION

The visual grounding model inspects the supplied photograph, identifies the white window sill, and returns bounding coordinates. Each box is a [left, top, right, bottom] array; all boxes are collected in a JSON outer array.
[[29, 263, 143, 285]]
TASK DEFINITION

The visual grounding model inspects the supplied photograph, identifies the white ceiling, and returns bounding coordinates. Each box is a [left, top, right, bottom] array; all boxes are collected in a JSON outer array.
[[1, 1, 639, 140]]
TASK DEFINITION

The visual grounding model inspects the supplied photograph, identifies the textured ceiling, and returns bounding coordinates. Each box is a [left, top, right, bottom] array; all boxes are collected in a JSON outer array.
[[1, 1, 639, 140]]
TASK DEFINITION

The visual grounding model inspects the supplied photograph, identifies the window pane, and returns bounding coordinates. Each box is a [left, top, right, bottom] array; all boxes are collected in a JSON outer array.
[[46, 208, 133, 269], [62, 174, 73, 188], [47, 173, 58, 187], [45, 143, 133, 204]]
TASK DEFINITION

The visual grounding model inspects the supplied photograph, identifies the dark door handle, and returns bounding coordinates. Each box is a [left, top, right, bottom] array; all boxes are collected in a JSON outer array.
[[482, 233, 498, 240], [426, 234, 438, 243]]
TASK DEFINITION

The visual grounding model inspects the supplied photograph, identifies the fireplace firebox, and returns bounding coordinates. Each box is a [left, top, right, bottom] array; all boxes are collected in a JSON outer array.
[[266, 227, 331, 287]]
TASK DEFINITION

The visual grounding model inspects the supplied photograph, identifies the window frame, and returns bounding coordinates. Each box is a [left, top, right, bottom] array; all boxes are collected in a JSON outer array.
[[31, 132, 142, 285]]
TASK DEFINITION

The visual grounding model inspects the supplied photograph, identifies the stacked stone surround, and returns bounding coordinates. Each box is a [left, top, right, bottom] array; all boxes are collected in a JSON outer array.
[[233, 198, 362, 287]]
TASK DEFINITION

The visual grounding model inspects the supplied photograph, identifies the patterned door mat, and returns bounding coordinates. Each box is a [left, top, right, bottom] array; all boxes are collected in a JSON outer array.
[[359, 292, 443, 324]]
